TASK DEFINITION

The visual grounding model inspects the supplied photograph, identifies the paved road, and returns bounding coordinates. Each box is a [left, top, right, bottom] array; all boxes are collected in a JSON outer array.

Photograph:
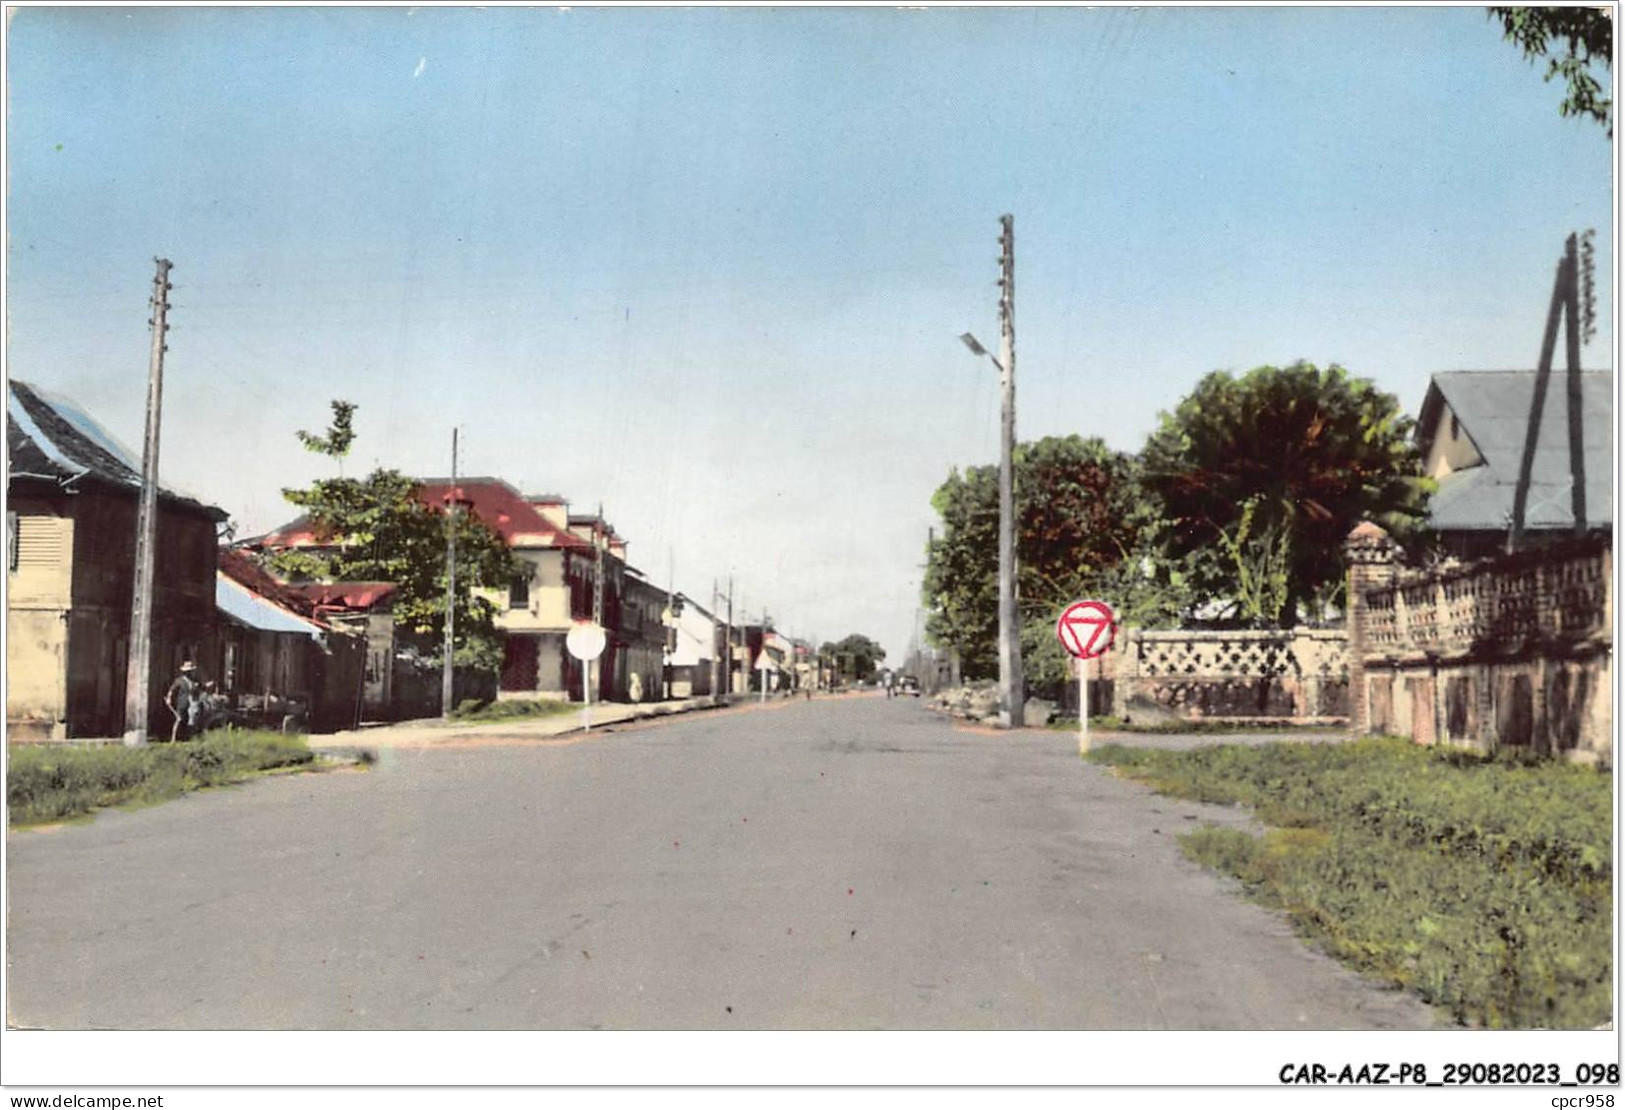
[[6, 696, 1434, 1030]]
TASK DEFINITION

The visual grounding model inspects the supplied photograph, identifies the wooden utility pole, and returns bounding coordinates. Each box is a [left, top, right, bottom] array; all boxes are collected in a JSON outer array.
[[664, 548, 675, 700], [996, 214, 1025, 727], [724, 575, 734, 697], [1510, 233, 1589, 551], [1564, 236, 1587, 535], [442, 427, 458, 718], [711, 578, 722, 700], [592, 505, 605, 626], [592, 504, 606, 703], [123, 257, 174, 746]]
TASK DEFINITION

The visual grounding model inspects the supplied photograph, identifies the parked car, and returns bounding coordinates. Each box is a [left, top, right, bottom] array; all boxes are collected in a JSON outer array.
[[897, 675, 921, 697]]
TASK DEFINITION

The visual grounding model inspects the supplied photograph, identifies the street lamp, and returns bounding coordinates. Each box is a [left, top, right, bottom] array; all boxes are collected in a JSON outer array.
[[960, 214, 1024, 727], [959, 332, 998, 368]]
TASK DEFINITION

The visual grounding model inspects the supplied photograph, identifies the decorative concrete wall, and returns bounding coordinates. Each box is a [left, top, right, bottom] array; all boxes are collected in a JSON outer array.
[[1108, 627, 1349, 723], [1345, 523, 1612, 764]]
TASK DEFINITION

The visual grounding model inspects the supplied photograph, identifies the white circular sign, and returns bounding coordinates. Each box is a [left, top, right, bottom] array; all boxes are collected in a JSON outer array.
[[566, 622, 608, 661]]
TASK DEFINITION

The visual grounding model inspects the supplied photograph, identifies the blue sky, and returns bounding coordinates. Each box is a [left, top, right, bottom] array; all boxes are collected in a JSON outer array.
[[7, 5, 1614, 660]]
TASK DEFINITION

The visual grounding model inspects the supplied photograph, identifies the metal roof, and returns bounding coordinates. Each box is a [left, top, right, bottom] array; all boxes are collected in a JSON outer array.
[[7, 380, 226, 519], [217, 574, 326, 639], [1417, 370, 1612, 532]]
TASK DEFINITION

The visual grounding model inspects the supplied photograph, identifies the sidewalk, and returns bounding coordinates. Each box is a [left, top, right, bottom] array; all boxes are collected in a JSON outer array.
[[304, 691, 852, 754]]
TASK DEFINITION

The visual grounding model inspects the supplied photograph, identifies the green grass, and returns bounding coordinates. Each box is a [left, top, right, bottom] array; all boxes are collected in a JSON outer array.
[[1090, 737, 1613, 1029], [1049, 715, 1343, 734], [450, 697, 579, 723], [8, 729, 317, 826]]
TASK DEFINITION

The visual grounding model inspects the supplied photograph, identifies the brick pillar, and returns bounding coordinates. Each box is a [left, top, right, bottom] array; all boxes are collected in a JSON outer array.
[[1345, 521, 1398, 735]]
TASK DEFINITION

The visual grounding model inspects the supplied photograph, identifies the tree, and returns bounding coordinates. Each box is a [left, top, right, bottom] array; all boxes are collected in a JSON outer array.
[[819, 634, 886, 683], [271, 406, 518, 673], [923, 435, 1189, 690], [295, 400, 357, 466], [1491, 6, 1613, 133], [1140, 363, 1432, 626]]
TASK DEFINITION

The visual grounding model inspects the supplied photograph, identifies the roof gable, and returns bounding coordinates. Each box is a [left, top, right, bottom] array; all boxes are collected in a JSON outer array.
[[1419, 370, 1612, 532]]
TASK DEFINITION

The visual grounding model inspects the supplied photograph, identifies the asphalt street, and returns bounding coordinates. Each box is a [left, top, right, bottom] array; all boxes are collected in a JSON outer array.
[[5, 695, 1435, 1029]]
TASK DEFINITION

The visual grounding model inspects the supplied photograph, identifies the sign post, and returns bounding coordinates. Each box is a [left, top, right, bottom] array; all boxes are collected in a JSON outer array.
[[566, 622, 608, 733], [1056, 599, 1116, 755]]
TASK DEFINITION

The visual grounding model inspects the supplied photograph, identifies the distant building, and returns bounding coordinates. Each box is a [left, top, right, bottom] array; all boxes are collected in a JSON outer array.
[[666, 592, 719, 698], [7, 380, 226, 739], [562, 506, 667, 703], [1417, 371, 1612, 558], [283, 580, 398, 718], [413, 480, 597, 702], [215, 548, 367, 733]]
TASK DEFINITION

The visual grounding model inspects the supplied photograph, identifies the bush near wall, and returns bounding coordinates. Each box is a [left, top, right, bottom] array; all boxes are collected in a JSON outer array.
[[8, 730, 316, 826], [1091, 738, 1611, 1028]]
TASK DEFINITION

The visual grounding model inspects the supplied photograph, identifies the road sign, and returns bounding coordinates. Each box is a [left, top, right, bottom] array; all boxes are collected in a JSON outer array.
[[1057, 600, 1116, 660], [566, 622, 607, 662]]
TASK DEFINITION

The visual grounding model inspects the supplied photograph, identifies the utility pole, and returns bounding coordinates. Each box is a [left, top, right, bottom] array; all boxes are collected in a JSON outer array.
[[1565, 234, 1588, 535], [996, 214, 1025, 727], [592, 504, 605, 625], [1510, 233, 1589, 551], [665, 547, 675, 700], [123, 258, 173, 746], [442, 427, 457, 718], [711, 578, 722, 700], [725, 575, 734, 698]]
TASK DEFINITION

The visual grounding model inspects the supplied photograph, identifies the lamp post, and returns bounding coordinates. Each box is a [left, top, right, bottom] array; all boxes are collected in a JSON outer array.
[[960, 215, 1024, 727]]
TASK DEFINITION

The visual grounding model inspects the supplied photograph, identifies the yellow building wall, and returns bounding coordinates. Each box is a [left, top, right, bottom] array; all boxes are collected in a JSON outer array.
[[7, 513, 74, 738], [488, 549, 572, 631]]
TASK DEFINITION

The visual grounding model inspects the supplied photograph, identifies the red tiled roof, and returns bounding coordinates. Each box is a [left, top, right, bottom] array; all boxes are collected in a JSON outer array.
[[286, 581, 398, 612], [252, 478, 592, 552], [414, 477, 591, 549], [250, 514, 325, 548]]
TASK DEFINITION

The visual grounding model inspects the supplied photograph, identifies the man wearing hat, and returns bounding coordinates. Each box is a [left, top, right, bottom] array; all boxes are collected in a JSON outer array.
[[165, 660, 200, 743]]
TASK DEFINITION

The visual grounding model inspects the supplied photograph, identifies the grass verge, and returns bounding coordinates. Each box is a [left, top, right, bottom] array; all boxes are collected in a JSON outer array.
[[8, 729, 316, 826], [1049, 715, 1342, 734], [1089, 737, 1612, 1029], [451, 697, 580, 723]]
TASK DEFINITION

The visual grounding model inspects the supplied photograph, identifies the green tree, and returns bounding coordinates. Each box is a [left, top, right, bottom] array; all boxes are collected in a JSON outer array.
[[1140, 363, 1431, 626], [924, 435, 1188, 690], [819, 634, 886, 682], [295, 399, 358, 467], [271, 411, 518, 673], [1490, 6, 1613, 133]]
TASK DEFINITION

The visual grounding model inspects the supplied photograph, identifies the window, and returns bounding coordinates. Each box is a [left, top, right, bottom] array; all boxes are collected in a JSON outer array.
[[510, 571, 530, 609], [1449, 414, 1460, 442]]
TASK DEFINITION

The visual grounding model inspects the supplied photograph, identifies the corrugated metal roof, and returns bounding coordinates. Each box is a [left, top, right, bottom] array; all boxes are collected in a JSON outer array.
[[217, 574, 326, 638], [7, 380, 227, 520], [1419, 371, 1612, 531]]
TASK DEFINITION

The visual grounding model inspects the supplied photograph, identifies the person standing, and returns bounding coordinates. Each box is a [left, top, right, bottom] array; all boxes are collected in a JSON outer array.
[[165, 660, 200, 743]]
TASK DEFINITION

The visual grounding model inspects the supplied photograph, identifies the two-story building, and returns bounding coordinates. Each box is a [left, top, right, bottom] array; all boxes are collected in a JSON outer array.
[[7, 380, 226, 739], [405, 480, 597, 702]]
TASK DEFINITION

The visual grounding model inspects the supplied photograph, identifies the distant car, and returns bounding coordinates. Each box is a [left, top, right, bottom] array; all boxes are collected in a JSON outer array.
[[897, 675, 921, 697]]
